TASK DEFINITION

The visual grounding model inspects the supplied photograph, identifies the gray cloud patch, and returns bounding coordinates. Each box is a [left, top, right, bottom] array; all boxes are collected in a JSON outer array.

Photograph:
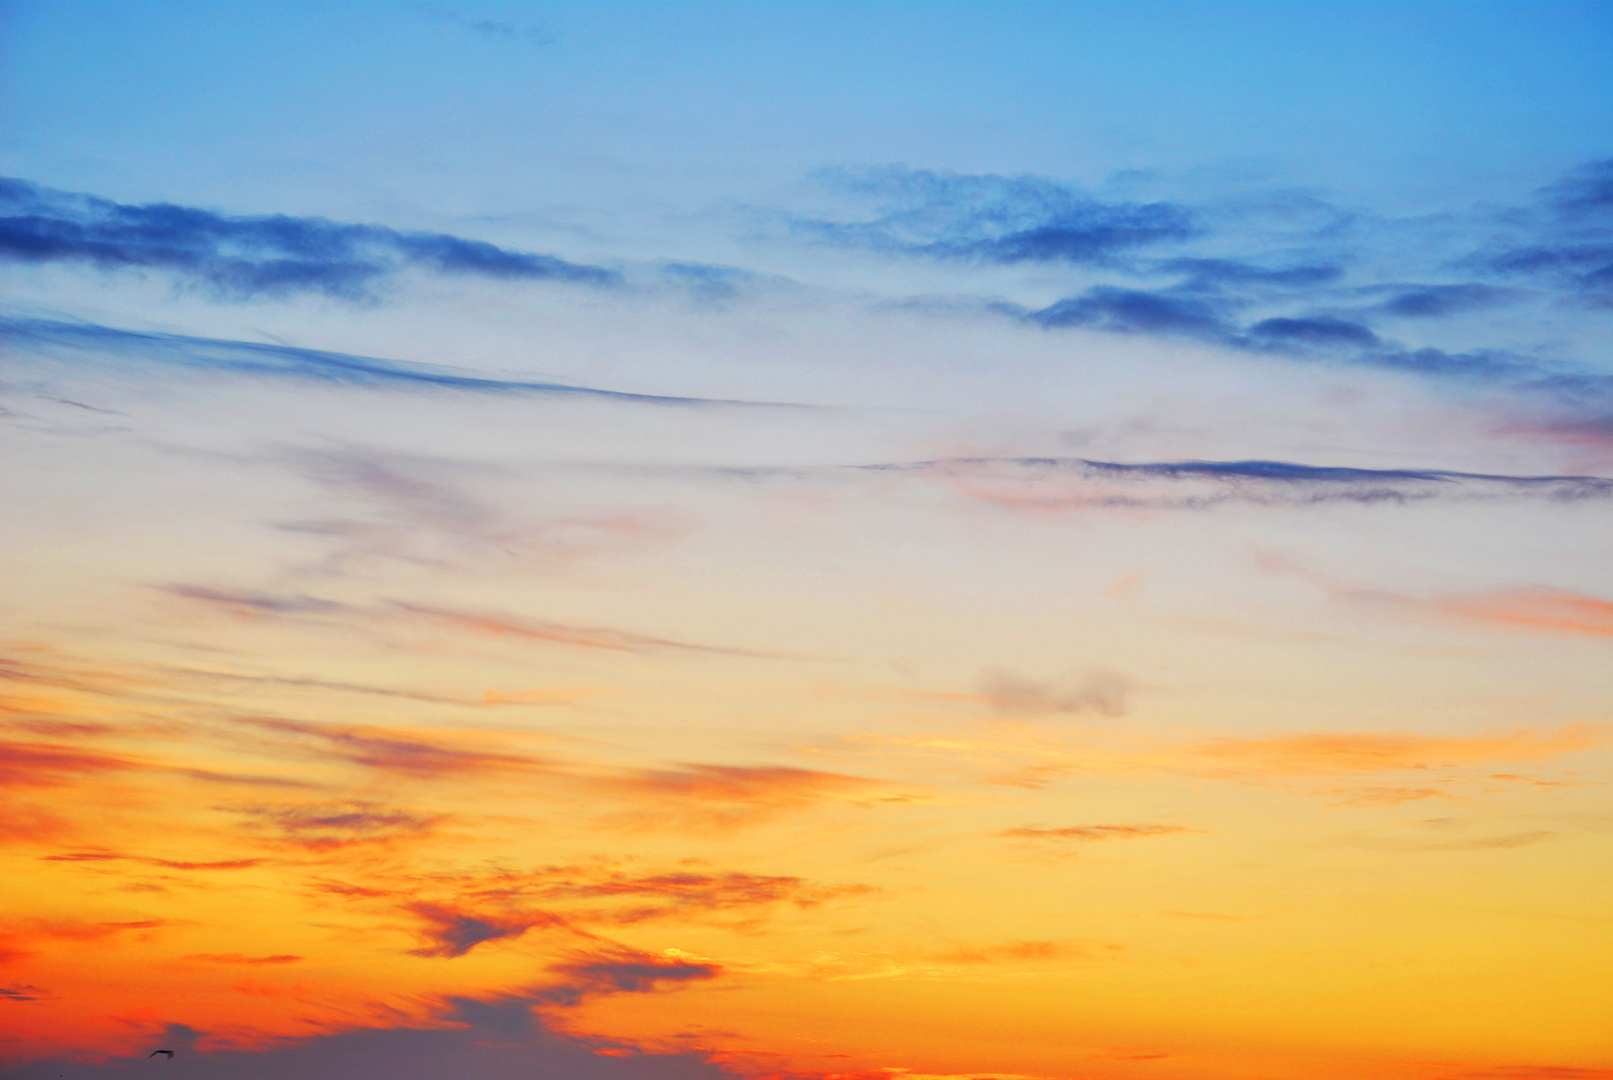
[[0, 177, 615, 300], [978, 668, 1130, 717], [791, 165, 1195, 265], [3, 993, 737, 1080]]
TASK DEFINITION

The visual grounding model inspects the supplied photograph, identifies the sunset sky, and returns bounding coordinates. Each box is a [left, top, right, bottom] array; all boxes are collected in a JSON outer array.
[[2, 3, 1612, 1078]]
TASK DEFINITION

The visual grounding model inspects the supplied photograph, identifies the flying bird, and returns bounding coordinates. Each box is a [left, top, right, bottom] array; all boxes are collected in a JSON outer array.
[[149, 1050, 174, 1058]]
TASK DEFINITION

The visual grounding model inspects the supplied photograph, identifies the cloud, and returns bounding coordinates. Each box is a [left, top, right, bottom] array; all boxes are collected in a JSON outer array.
[[1453, 1067, 1613, 1080], [1153, 258, 1343, 291], [165, 586, 773, 660], [1540, 158, 1613, 220], [609, 763, 913, 826], [1467, 160, 1613, 307], [0, 983, 47, 1002], [162, 585, 346, 616], [1027, 286, 1232, 337], [230, 715, 555, 779], [1246, 315, 1380, 348], [2, 992, 741, 1080], [1370, 283, 1520, 318], [40, 851, 264, 872], [1507, 414, 1613, 451], [0, 742, 134, 789], [1192, 723, 1610, 776], [3, 317, 782, 406], [537, 946, 722, 1004], [419, 6, 553, 44], [222, 801, 440, 851], [405, 902, 576, 958], [977, 668, 1130, 717], [793, 165, 1195, 265], [524, 868, 873, 924], [858, 455, 1613, 513], [1410, 831, 1555, 851], [0, 177, 616, 300], [388, 602, 784, 658], [930, 939, 1096, 964], [997, 824, 1191, 841], [0, 919, 168, 964], [1351, 585, 1613, 637]]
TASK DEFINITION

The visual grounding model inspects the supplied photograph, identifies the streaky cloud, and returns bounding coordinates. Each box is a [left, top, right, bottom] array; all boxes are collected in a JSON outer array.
[[0, 177, 617, 300], [854, 456, 1613, 509], [1369, 283, 1521, 318], [0, 316, 802, 407]]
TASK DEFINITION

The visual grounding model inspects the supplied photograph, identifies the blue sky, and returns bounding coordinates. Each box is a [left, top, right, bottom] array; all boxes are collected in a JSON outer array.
[[8, 1, 1613, 221]]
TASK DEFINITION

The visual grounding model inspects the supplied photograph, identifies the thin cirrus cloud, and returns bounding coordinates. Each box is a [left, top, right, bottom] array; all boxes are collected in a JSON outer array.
[[1, 316, 784, 407], [857, 455, 1613, 512], [1358, 585, 1613, 637], [1191, 723, 1611, 776], [0, 177, 619, 300], [162, 585, 781, 659]]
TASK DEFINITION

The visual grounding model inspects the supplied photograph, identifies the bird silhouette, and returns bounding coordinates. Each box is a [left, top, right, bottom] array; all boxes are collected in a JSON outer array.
[[148, 1050, 175, 1058]]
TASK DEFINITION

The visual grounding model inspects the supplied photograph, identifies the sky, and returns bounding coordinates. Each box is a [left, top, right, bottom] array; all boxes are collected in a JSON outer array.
[[1, 2, 1612, 1078]]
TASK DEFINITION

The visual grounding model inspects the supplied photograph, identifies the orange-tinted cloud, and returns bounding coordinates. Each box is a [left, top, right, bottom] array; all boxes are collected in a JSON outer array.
[[931, 939, 1099, 964], [1192, 722, 1610, 776], [1452, 1068, 1613, 1080], [41, 851, 264, 871], [606, 763, 917, 827], [223, 801, 440, 851], [1423, 586, 1613, 636], [0, 742, 134, 789], [231, 715, 556, 778], [0, 919, 169, 965]]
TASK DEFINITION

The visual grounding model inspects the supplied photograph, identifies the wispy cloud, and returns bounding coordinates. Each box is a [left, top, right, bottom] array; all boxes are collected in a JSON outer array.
[[930, 939, 1098, 964], [858, 456, 1613, 513], [222, 801, 441, 851], [3, 317, 788, 406], [164, 584, 781, 659], [1355, 585, 1613, 637], [1474, 159, 1613, 309], [792, 165, 1195, 266], [418, 6, 553, 44], [0, 177, 616, 300], [1192, 723, 1610, 776]]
